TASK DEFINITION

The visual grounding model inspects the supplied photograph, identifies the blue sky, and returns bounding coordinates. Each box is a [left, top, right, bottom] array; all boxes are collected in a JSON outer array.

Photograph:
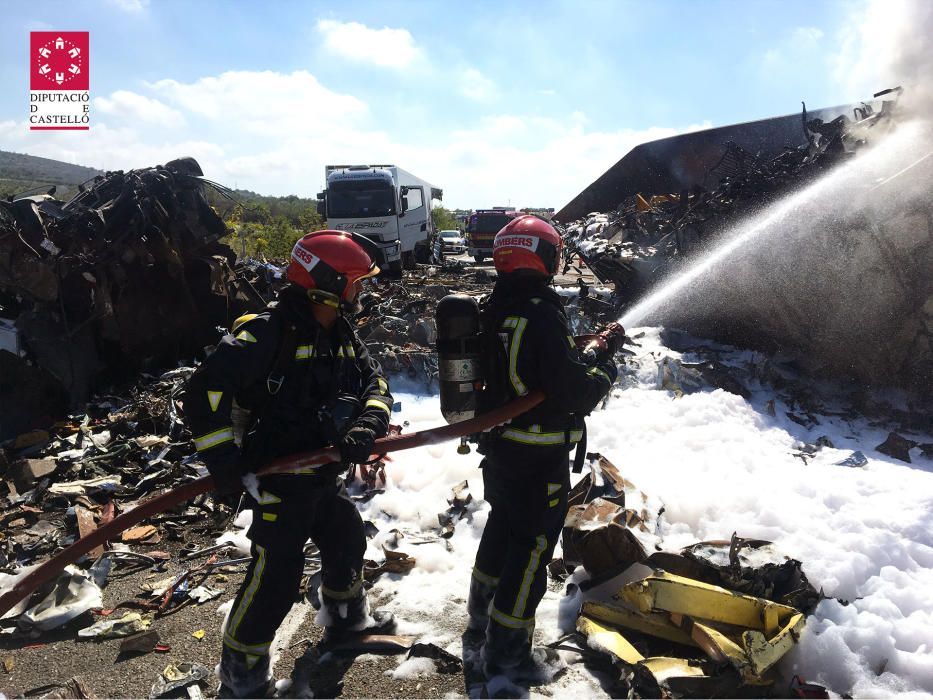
[[0, 0, 904, 208]]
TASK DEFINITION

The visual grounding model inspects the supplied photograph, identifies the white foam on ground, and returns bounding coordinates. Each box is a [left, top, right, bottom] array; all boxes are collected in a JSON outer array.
[[215, 327, 933, 697], [388, 656, 436, 679]]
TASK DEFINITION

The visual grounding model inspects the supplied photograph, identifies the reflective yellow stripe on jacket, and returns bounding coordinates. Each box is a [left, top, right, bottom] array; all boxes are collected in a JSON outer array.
[[500, 425, 583, 446], [502, 316, 529, 396], [194, 426, 235, 451]]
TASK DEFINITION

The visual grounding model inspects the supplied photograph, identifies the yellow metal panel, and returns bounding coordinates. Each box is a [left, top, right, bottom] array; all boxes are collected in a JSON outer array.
[[618, 571, 797, 632], [640, 656, 707, 682], [582, 601, 697, 648], [743, 612, 805, 677], [576, 615, 644, 664]]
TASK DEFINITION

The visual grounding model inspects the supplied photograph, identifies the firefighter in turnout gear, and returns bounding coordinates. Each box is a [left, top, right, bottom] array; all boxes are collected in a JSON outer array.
[[184, 231, 396, 698], [467, 216, 620, 679]]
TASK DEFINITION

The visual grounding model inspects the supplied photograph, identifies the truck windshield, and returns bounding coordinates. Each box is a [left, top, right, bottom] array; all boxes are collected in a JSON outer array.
[[470, 214, 514, 233], [328, 180, 396, 218]]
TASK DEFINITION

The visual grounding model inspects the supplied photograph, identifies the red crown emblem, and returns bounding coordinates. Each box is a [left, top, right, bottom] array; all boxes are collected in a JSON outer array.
[[30, 32, 89, 90]]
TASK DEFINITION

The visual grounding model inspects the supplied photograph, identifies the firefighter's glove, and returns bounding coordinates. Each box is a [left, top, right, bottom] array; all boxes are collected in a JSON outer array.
[[202, 445, 244, 497], [339, 425, 377, 464], [599, 322, 626, 359]]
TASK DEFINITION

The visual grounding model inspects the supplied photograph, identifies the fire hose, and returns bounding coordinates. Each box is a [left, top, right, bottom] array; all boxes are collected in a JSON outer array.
[[0, 391, 544, 620]]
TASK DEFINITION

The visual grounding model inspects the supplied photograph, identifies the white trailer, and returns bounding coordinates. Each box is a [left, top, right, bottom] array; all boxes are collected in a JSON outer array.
[[318, 165, 443, 273]]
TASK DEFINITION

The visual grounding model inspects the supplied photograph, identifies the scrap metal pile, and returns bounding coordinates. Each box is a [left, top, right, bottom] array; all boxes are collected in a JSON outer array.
[[560, 92, 933, 396], [0, 156, 494, 442], [0, 279, 881, 696], [0, 157, 263, 442], [561, 96, 899, 299], [558, 453, 826, 698]]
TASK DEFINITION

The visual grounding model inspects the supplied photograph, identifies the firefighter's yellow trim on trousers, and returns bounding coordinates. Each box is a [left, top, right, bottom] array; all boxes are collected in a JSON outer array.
[[547, 482, 561, 495], [512, 535, 547, 618], [377, 378, 389, 395], [261, 512, 277, 522], [490, 605, 535, 629], [502, 316, 529, 396], [222, 634, 271, 657], [225, 544, 267, 651], [295, 345, 315, 360], [320, 578, 364, 601], [194, 426, 235, 451], [500, 427, 583, 446], [207, 391, 223, 413], [549, 498, 560, 507], [472, 566, 500, 587]]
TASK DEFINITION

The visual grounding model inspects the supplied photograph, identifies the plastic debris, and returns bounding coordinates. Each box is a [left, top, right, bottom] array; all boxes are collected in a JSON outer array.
[[19, 565, 103, 631], [78, 611, 152, 639], [149, 662, 210, 699], [187, 585, 222, 604], [836, 451, 869, 468]]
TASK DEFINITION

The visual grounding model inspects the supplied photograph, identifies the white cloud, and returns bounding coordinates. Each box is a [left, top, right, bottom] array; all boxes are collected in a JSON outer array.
[[94, 91, 185, 128], [104, 0, 150, 13], [150, 70, 368, 133], [760, 25, 824, 74], [315, 19, 422, 69], [0, 120, 224, 175], [460, 68, 496, 101], [3, 68, 709, 210]]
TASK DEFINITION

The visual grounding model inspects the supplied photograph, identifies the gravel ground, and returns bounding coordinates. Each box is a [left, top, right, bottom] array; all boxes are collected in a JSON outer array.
[[0, 538, 469, 698]]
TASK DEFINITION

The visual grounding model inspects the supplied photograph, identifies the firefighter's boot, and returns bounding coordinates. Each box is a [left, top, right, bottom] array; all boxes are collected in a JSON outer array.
[[482, 619, 563, 683], [217, 645, 274, 699], [465, 574, 497, 636], [318, 590, 396, 646]]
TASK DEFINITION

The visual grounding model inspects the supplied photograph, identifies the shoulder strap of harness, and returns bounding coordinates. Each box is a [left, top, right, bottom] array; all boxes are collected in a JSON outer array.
[[264, 305, 299, 397]]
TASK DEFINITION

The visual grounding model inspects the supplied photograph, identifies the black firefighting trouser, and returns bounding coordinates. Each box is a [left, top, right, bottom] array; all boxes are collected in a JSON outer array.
[[472, 450, 569, 635], [222, 471, 365, 658]]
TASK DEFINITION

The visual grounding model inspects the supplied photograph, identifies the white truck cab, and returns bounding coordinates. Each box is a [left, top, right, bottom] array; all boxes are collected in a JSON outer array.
[[318, 165, 442, 273]]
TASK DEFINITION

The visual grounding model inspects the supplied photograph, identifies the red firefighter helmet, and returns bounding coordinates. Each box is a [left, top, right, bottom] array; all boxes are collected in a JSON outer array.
[[287, 230, 380, 308], [492, 215, 562, 276]]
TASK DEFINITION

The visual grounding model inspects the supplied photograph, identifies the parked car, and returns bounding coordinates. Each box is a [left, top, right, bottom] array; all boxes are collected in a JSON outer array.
[[438, 229, 466, 255]]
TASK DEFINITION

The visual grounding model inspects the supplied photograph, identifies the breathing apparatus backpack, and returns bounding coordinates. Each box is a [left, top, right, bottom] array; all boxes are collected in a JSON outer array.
[[435, 293, 513, 456], [436, 294, 484, 424]]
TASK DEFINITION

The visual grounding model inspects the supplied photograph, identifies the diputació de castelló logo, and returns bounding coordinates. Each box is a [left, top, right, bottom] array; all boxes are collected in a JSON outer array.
[[29, 32, 90, 131]]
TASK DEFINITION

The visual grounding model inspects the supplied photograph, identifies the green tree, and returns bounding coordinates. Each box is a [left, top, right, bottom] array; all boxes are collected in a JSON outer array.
[[262, 216, 303, 258], [432, 206, 459, 231], [297, 206, 324, 232]]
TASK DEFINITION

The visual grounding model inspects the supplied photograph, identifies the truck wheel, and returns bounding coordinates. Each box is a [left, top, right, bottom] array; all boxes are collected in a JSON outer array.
[[414, 243, 430, 264], [473, 255, 485, 263], [402, 250, 416, 270]]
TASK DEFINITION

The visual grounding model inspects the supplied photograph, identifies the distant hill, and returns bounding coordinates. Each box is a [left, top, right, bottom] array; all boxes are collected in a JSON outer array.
[[0, 151, 319, 220], [0, 150, 104, 198]]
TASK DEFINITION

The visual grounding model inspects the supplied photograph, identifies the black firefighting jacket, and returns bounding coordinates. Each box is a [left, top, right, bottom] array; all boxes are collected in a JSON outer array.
[[184, 285, 392, 477], [478, 277, 615, 461]]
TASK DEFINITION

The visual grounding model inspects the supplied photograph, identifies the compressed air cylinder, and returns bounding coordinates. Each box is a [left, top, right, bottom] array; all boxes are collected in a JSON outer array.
[[435, 294, 483, 424]]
